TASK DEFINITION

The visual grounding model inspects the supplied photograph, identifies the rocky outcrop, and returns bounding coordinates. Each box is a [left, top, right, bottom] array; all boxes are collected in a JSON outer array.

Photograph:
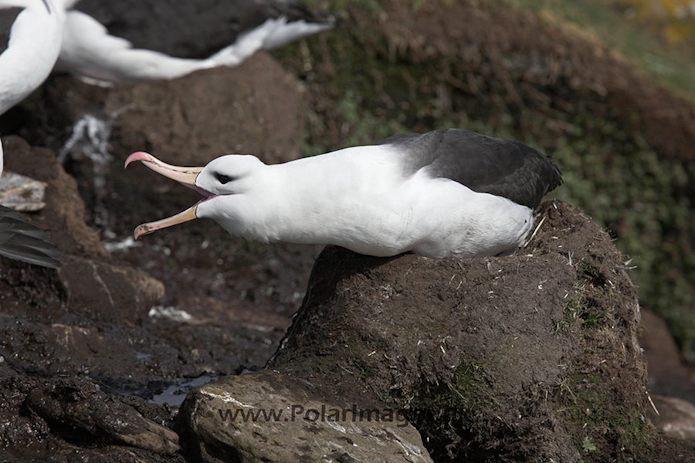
[[0, 371, 185, 462], [25, 376, 179, 455], [264, 201, 647, 462], [177, 201, 686, 462], [0, 50, 312, 381]]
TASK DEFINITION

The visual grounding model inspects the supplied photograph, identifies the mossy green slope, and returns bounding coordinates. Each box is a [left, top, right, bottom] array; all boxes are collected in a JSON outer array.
[[274, 0, 695, 361]]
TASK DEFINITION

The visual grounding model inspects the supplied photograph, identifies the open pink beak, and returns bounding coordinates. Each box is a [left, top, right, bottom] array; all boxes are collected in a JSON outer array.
[[124, 151, 209, 239]]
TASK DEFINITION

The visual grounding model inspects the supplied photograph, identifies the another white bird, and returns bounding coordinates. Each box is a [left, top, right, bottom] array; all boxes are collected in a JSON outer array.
[[0, 0, 64, 120], [0, 0, 63, 268], [125, 129, 562, 259], [0, 0, 65, 174], [56, 0, 334, 83]]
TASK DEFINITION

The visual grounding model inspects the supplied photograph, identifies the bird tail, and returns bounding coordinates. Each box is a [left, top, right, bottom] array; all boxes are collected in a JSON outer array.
[[209, 15, 334, 66], [262, 17, 334, 50]]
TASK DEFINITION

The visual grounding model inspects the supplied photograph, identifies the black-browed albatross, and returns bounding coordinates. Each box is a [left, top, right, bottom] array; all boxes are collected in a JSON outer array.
[[0, 0, 64, 120], [125, 129, 562, 258], [0, 0, 63, 268], [56, 0, 334, 83]]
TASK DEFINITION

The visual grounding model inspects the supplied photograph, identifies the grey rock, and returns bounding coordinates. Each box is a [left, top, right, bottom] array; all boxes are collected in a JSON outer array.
[[178, 371, 433, 463], [650, 395, 695, 441], [25, 376, 179, 455], [59, 255, 164, 323]]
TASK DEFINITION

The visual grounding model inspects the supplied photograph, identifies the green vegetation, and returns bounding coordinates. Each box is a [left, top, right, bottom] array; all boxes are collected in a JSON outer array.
[[507, 0, 695, 99], [582, 436, 597, 453], [275, 0, 695, 361], [564, 292, 608, 331], [561, 372, 650, 457], [403, 357, 497, 461]]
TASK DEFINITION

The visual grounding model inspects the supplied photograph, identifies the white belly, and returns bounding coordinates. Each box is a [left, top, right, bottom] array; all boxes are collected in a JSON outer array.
[[273, 173, 534, 258], [409, 193, 534, 258]]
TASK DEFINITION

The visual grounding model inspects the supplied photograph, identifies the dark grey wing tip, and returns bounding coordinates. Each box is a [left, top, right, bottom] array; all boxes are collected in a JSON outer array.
[[535, 149, 563, 195], [507, 140, 563, 207], [267, 0, 335, 25], [547, 157, 563, 191], [0, 246, 62, 269], [0, 206, 62, 269]]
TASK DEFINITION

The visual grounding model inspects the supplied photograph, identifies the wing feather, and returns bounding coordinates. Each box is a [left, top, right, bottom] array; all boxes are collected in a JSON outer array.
[[380, 129, 562, 208], [0, 206, 62, 268]]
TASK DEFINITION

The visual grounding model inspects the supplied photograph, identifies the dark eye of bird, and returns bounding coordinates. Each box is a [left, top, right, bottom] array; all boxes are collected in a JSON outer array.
[[215, 173, 235, 184]]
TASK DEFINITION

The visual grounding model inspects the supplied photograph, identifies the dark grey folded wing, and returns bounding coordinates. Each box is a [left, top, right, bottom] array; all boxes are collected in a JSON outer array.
[[75, 0, 333, 59], [0, 206, 62, 268], [380, 129, 562, 208], [0, 7, 23, 55]]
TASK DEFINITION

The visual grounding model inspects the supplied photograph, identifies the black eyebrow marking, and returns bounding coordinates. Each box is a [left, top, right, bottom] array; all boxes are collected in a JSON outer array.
[[42, 0, 51, 14]]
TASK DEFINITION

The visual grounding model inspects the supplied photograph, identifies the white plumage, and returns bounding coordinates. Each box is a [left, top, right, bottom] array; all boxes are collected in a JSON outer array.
[[125, 129, 562, 259], [0, 0, 63, 118], [0, 0, 63, 174]]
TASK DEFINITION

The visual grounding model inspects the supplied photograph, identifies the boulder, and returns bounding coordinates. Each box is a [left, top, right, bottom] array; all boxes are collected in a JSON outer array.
[[180, 200, 656, 462], [178, 371, 433, 463], [640, 308, 695, 404], [650, 395, 695, 441], [25, 376, 180, 455], [2, 136, 106, 260], [0, 370, 186, 462]]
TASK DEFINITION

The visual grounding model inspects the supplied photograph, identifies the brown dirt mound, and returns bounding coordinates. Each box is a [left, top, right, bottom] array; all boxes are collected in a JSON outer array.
[[268, 201, 691, 462]]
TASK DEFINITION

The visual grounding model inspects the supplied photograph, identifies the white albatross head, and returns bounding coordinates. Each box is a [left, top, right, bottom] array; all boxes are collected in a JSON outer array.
[[124, 151, 265, 239]]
